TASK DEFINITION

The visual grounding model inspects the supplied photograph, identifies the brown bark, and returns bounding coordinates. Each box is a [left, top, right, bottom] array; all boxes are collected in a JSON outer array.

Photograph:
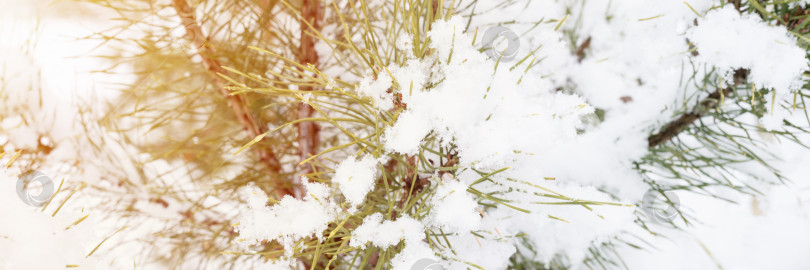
[[295, 0, 322, 194], [171, 0, 294, 197]]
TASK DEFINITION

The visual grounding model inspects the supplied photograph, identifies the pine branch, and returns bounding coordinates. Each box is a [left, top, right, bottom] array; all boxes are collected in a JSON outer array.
[[648, 69, 748, 148], [171, 0, 293, 197], [295, 0, 322, 195]]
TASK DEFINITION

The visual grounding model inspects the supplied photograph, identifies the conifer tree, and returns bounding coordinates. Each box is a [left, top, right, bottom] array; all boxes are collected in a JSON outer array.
[[4, 0, 810, 269]]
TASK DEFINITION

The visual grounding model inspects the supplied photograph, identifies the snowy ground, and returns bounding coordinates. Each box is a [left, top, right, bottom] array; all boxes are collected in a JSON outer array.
[[1, 0, 809, 269]]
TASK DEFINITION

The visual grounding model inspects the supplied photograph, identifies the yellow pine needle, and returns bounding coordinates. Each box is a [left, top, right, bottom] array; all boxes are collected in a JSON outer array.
[[554, 14, 569, 31], [65, 214, 90, 230], [87, 226, 129, 258], [791, 31, 810, 44], [217, 73, 247, 88], [328, 216, 352, 239], [325, 239, 350, 269], [748, 0, 785, 25], [639, 14, 664, 21], [309, 237, 325, 270], [41, 177, 65, 212], [684, 1, 703, 18], [297, 131, 380, 167], [309, 193, 322, 203], [695, 237, 724, 270], [510, 43, 543, 71], [267, 196, 280, 204], [524, 56, 537, 75], [793, 91, 798, 112], [548, 214, 570, 223], [232, 131, 268, 156], [5, 150, 22, 168], [383, 65, 398, 88], [472, 27, 478, 46], [53, 182, 86, 217], [751, 83, 757, 105], [326, 245, 357, 256]]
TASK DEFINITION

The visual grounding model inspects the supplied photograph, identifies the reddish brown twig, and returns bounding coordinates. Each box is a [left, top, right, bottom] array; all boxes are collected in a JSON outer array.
[[394, 152, 458, 214], [575, 36, 591, 63], [294, 0, 322, 194], [171, 0, 293, 197], [648, 69, 748, 148]]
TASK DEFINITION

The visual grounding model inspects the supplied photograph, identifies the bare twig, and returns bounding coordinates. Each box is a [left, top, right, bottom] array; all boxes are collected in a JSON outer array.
[[171, 0, 293, 197], [648, 69, 748, 147], [295, 0, 322, 196], [575, 36, 591, 63]]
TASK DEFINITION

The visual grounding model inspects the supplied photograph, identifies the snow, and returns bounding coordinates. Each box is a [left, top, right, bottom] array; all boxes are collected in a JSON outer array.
[[0, 171, 94, 270], [356, 16, 637, 268], [381, 17, 594, 172], [428, 179, 480, 233], [235, 182, 339, 255], [389, 242, 441, 270], [619, 184, 810, 270], [337, 2, 810, 267], [350, 213, 424, 248], [688, 6, 808, 97], [358, 71, 395, 111], [444, 232, 516, 270], [687, 5, 809, 130], [333, 155, 378, 207]]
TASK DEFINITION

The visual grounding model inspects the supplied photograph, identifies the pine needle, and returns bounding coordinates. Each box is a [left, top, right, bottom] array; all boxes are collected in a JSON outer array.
[[5, 150, 22, 168], [87, 226, 129, 258]]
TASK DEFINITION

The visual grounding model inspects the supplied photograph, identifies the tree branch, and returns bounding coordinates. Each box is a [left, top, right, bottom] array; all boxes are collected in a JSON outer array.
[[171, 0, 293, 197], [294, 0, 322, 196], [648, 69, 748, 148]]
